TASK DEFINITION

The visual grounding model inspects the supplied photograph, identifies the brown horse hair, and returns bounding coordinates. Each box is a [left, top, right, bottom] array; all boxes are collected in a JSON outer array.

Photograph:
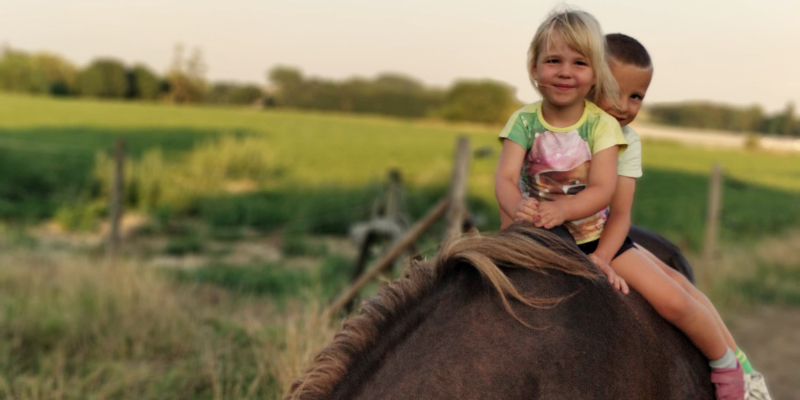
[[285, 223, 601, 400]]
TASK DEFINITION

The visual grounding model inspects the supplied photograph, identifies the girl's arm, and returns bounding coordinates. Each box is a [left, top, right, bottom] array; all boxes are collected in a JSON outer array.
[[535, 146, 618, 229], [495, 140, 537, 228], [593, 176, 636, 264]]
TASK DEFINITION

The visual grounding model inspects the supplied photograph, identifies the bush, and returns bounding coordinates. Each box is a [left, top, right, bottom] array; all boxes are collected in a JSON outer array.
[[436, 79, 520, 124], [0, 49, 48, 93], [128, 64, 161, 100], [208, 83, 263, 105], [78, 58, 129, 98]]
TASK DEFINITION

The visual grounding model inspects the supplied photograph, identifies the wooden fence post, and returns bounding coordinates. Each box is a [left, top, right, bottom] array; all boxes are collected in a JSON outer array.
[[329, 198, 449, 316], [385, 169, 402, 222], [109, 138, 125, 260], [702, 162, 723, 282], [444, 137, 470, 241]]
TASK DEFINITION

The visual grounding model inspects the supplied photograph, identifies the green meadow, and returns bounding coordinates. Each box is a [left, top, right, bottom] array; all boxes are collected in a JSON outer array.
[[1, 93, 799, 249], [1, 93, 800, 399]]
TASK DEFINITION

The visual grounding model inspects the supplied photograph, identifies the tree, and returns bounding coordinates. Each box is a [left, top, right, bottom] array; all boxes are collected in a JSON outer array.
[[165, 45, 207, 103], [267, 66, 303, 107], [437, 80, 520, 124], [128, 64, 161, 100], [783, 102, 795, 137], [0, 48, 47, 93], [31, 52, 78, 96], [78, 58, 128, 98], [208, 82, 263, 105]]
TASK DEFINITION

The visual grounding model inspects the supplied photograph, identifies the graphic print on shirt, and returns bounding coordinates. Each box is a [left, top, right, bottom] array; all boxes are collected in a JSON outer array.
[[519, 130, 607, 243]]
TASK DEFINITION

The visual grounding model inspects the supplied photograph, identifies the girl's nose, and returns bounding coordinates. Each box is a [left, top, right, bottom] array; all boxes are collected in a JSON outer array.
[[617, 98, 629, 113]]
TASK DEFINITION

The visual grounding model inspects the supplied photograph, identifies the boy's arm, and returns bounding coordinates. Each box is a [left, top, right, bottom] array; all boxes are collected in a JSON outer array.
[[495, 140, 535, 228], [535, 146, 618, 229], [593, 176, 636, 263]]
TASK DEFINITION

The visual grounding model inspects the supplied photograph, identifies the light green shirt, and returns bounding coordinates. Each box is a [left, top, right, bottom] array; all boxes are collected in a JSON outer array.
[[618, 125, 642, 178], [498, 100, 627, 244]]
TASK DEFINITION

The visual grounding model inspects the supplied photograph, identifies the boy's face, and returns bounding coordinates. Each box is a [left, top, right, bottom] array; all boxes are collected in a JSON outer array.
[[597, 60, 652, 127]]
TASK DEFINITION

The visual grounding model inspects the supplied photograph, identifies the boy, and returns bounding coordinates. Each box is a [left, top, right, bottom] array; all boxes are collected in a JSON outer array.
[[593, 33, 771, 400]]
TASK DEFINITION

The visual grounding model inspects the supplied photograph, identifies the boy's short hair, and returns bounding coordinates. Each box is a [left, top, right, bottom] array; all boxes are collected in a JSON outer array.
[[606, 33, 651, 69]]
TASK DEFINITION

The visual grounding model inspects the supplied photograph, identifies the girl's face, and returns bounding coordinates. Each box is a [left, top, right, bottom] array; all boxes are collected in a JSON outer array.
[[531, 33, 596, 109]]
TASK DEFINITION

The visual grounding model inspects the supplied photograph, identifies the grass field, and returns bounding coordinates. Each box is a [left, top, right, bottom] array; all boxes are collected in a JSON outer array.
[[1, 93, 800, 399], [2, 93, 800, 249]]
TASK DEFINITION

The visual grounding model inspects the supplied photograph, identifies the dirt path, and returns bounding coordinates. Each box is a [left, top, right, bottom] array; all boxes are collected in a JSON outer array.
[[725, 306, 800, 399], [630, 122, 800, 153]]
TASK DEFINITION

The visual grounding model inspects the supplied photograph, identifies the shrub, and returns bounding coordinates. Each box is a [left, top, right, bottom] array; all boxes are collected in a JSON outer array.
[[436, 79, 520, 124], [128, 64, 161, 100], [78, 58, 129, 98]]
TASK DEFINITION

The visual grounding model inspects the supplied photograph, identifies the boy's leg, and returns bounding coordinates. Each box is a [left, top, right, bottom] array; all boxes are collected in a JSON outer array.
[[610, 249, 729, 361], [636, 244, 772, 400], [634, 243, 738, 351]]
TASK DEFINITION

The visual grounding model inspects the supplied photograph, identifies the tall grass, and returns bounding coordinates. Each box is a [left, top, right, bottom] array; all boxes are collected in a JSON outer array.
[[702, 230, 800, 308], [0, 248, 340, 400]]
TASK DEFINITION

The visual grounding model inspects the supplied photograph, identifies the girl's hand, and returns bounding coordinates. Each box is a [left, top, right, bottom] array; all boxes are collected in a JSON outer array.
[[514, 198, 539, 222], [588, 253, 629, 294], [533, 201, 566, 229]]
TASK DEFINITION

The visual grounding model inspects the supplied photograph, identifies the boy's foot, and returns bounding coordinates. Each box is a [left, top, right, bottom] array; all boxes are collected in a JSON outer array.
[[745, 372, 772, 400], [710, 362, 746, 400]]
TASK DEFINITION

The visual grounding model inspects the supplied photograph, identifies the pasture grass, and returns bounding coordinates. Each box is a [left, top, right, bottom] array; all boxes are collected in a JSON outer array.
[[0, 241, 347, 399], [2, 93, 800, 251], [0, 93, 798, 399], [2, 93, 799, 250], [703, 230, 800, 308], [0, 249, 287, 399]]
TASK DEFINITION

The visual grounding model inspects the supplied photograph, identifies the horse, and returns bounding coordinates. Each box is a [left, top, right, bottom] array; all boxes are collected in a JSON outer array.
[[286, 223, 715, 400]]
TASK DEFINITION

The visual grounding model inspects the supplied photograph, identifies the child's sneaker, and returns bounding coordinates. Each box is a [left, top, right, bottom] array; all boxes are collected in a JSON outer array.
[[710, 361, 746, 400], [745, 372, 772, 400]]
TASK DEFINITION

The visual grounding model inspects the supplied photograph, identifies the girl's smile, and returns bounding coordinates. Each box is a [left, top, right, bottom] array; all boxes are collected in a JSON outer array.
[[531, 33, 596, 111]]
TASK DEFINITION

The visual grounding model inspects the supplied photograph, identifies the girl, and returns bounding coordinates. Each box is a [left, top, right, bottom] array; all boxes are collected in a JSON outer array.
[[494, 9, 745, 400]]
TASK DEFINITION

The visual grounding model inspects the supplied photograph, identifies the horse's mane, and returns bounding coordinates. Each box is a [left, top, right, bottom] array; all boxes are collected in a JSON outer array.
[[285, 224, 601, 400]]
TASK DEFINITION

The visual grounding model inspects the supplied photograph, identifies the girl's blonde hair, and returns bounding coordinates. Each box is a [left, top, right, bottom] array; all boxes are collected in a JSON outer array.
[[527, 9, 620, 108]]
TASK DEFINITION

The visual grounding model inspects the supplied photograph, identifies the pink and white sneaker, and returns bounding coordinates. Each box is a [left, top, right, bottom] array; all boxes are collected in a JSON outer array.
[[710, 361, 746, 400]]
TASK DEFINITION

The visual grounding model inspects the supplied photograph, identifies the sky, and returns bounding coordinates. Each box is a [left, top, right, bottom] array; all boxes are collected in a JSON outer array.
[[2, 0, 799, 113]]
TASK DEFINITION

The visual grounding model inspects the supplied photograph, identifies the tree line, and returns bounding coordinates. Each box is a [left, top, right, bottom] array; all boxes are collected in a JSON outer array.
[[3, 45, 797, 131], [648, 102, 798, 137], [0, 45, 263, 106], [0, 45, 522, 124], [267, 66, 521, 123]]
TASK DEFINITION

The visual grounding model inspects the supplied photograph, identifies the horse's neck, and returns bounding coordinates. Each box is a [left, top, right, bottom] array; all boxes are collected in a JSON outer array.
[[332, 267, 714, 400], [332, 268, 570, 400]]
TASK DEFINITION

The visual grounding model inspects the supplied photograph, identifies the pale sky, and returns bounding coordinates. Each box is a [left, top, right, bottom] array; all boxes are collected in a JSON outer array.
[[2, 0, 799, 112]]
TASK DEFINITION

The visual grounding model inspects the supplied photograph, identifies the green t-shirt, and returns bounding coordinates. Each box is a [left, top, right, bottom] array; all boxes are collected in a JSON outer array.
[[499, 100, 626, 244], [618, 125, 642, 178]]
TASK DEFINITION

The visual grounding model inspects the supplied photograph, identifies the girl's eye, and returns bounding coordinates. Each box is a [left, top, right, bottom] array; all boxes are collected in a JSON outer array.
[[575, 61, 588, 66], [546, 59, 559, 63], [630, 94, 643, 100]]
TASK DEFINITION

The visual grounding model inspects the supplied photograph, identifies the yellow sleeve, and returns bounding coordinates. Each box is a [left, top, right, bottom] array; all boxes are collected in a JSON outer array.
[[591, 113, 627, 155]]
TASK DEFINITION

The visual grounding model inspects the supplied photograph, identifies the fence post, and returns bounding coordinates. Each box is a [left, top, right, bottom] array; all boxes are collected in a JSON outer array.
[[109, 138, 126, 260], [702, 162, 723, 282], [385, 169, 402, 222], [444, 137, 470, 241], [329, 198, 450, 316]]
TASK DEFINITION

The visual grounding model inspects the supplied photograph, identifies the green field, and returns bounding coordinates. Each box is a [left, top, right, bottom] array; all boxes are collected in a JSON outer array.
[[2, 93, 800, 399], [2, 93, 799, 249]]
